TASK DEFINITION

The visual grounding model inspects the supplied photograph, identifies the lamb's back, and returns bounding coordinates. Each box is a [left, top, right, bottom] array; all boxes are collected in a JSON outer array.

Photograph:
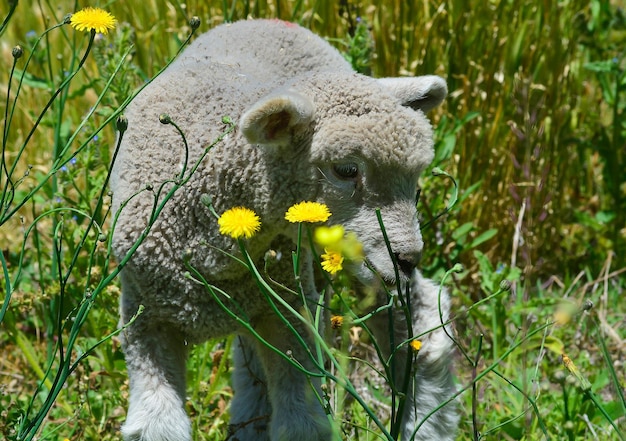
[[170, 19, 353, 80]]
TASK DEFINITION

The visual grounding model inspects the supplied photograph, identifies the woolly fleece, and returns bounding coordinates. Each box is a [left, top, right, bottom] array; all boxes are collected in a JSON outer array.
[[110, 19, 457, 441]]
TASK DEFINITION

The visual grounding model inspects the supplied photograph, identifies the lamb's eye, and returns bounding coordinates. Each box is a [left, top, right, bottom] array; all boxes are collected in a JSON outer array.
[[333, 162, 359, 180]]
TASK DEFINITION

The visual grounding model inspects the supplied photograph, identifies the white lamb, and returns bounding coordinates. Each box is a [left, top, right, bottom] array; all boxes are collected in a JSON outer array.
[[110, 19, 458, 441]]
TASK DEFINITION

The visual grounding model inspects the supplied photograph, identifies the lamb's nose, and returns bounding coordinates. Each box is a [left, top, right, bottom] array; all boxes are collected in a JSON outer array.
[[394, 252, 421, 277]]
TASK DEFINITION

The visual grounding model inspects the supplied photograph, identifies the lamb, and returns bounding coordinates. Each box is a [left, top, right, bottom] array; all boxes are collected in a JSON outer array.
[[110, 19, 458, 441]]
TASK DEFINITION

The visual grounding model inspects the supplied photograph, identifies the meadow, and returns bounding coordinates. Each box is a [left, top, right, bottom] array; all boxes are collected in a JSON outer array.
[[1, 0, 625, 440]]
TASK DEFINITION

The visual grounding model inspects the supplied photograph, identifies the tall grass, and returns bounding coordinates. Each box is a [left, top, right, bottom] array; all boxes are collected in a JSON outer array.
[[1, 0, 624, 440]]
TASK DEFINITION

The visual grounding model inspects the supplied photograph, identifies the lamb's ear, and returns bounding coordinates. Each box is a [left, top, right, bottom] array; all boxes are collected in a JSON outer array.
[[240, 91, 315, 146], [377, 75, 447, 113]]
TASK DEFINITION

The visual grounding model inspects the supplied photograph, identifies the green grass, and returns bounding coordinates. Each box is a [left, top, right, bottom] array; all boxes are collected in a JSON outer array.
[[1, 0, 625, 440]]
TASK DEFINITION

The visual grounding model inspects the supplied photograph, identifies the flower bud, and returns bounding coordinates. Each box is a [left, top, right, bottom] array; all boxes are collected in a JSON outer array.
[[199, 193, 213, 207], [159, 113, 171, 125], [189, 16, 201, 31], [12, 45, 23, 59], [116, 115, 128, 132]]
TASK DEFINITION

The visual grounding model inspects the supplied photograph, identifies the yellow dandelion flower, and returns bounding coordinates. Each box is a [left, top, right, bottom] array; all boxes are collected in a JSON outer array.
[[285, 201, 331, 223], [330, 315, 344, 329], [409, 339, 422, 352], [321, 248, 343, 274], [314, 225, 364, 262], [553, 301, 577, 326], [314, 225, 345, 247], [218, 207, 261, 239], [70, 7, 117, 35], [553, 310, 571, 326]]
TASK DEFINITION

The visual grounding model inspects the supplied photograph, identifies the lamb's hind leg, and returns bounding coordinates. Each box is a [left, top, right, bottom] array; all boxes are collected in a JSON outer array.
[[119, 278, 191, 441], [368, 271, 458, 441]]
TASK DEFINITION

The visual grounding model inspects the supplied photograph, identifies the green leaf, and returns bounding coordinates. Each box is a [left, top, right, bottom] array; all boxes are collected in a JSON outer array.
[[13, 68, 52, 90], [469, 228, 498, 248], [451, 222, 474, 241], [595, 211, 615, 224], [584, 59, 619, 73]]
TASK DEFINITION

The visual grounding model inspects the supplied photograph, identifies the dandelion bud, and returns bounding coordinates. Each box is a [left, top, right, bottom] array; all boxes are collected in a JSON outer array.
[[63, 13, 72, 25], [183, 248, 193, 261], [582, 299, 593, 311], [199, 193, 213, 207], [452, 263, 464, 273], [12, 45, 23, 59], [189, 16, 201, 31], [98, 233, 107, 242], [145, 183, 153, 191], [116, 115, 128, 132], [222, 116, 233, 125], [159, 113, 171, 125], [499, 279, 512, 292]]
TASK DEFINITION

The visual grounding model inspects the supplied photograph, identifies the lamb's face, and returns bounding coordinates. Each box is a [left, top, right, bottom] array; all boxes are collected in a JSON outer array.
[[240, 74, 447, 284], [310, 109, 434, 285]]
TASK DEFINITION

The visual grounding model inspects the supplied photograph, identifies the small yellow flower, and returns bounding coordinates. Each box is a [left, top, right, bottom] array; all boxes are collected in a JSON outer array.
[[70, 7, 117, 35], [315, 226, 364, 263], [285, 201, 331, 223], [553, 310, 571, 326], [330, 315, 344, 329], [218, 207, 261, 239], [553, 301, 577, 326], [321, 248, 343, 274], [409, 339, 422, 352], [314, 225, 345, 247]]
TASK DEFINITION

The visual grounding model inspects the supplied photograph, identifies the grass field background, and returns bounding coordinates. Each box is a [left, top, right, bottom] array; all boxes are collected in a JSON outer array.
[[1, 0, 625, 440]]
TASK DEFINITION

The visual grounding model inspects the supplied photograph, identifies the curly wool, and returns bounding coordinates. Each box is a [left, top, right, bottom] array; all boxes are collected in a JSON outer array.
[[110, 19, 457, 441]]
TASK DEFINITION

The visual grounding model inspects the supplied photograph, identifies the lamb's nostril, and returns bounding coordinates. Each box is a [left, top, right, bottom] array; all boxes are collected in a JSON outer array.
[[394, 252, 421, 277]]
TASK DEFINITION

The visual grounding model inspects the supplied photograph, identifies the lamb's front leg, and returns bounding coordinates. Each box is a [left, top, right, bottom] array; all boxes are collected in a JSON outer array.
[[120, 288, 190, 440], [229, 335, 272, 440], [254, 318, 333, 441], [368, 271, 458, 441]]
